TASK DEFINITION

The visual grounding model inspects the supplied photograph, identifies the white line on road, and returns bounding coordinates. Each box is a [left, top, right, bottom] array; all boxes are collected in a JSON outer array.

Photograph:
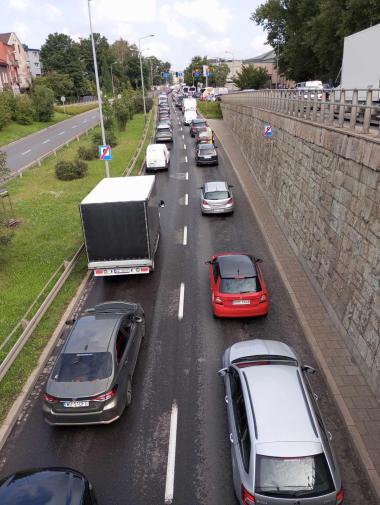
[[72, 125, 78, 129], [58, 131, 65, 136], [178, 283, 185, 320], [185, 171, 189, 180], [82, 119, 88, 123], [42, 139, 51, 144], [183, 226, 188, 246], [165, 401, 178, 504], [183, 144, 186, 150], [182, 134, 184, 140], [21, 149, 31, 156], [185, 156, 188, 163], [185, 193, 188, 206], [180, 127, 183, 131]]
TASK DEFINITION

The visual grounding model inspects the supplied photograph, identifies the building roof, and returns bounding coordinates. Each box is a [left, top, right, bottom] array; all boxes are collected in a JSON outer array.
[[243, 49, 275, 64], [0, 33, 12, 44]]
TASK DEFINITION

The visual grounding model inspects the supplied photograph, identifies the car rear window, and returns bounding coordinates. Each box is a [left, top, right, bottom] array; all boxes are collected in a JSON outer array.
[[194, 121, 207, 127], [204, 191, 228, 200], [52, 352, 113, 382], [158, 128, 170, 133], [255, 453, 335, 498], [220, 277, 260, 294]]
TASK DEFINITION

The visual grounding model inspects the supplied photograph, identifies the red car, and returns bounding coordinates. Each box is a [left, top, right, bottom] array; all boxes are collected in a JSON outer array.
[[207, 253, 269, 318]]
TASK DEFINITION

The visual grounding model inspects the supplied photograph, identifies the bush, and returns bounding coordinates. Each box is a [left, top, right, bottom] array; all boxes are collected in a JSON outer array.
[[0, 94, 13, 130], [55, 160, 88, 181], [0, 151, 9, 178], [92, 129, 117, 148], [14, 95, 35, 125], [77, 144, 97, 160], [113, 99, 131, 131], [32, 84, 55, 121]]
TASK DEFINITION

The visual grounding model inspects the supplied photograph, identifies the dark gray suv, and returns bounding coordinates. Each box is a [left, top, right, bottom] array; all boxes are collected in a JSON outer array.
[[218, 339, 344, 505], [43, 301, 145, 426]]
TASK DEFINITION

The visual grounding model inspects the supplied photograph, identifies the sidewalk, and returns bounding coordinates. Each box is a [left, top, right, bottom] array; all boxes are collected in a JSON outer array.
[[208, 118, 380, 501]]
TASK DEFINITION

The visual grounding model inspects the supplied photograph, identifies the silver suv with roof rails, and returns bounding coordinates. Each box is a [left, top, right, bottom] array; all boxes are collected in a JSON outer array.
[[218, 339, 344, 505]]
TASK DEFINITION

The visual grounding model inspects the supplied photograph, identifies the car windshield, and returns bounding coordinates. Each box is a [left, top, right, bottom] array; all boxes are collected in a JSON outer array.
[[204, 191, 228, 200], [255, 454, 335, 498], [52, 352, 113, 382], [194, 121, 207, 127], [220, 277, 259, 294]]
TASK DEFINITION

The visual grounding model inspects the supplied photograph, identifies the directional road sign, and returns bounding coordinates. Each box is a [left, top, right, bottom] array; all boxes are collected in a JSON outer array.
[[99, 145, 112, 161]]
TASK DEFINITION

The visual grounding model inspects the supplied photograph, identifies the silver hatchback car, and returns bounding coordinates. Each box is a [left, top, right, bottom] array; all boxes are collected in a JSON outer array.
[[218, 339, 344, 505], [200, 181, 234, 214]]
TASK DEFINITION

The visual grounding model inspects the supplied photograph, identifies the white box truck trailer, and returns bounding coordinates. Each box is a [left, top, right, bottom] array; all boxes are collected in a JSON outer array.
[[80, 176, 163, 277]]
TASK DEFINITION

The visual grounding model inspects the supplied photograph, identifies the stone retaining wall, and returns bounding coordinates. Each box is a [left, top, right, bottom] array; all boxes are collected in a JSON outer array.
[[221, 102, 380, 394]]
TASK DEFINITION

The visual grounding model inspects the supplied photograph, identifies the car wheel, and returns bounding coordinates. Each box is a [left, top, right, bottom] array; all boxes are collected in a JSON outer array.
[[125, 378, 133, 408]]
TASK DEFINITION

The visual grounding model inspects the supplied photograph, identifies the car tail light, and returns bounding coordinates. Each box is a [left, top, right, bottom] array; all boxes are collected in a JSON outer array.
[[336, 487, 344, 504], [92, 387, 117, 402], [259, 294, 267, 303], [214, 296, 223, 305], [225, 197, 233, 205], [44, 393, 58, 403], [202, 200, 211, 207], [242, 485, 255, 504], [95, 269, 104, 276]]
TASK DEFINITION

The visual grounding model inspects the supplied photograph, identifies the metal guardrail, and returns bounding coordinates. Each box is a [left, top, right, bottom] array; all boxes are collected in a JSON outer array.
[[0, 104, 155, 382], [222, 88, 380, 135]]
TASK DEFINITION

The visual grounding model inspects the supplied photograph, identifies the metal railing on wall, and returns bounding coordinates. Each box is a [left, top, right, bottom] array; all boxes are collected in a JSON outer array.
[[222, 88, 380, 135]]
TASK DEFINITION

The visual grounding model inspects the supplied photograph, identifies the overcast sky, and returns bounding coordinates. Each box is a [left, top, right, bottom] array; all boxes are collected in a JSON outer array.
[[2, 0, 271, 69]]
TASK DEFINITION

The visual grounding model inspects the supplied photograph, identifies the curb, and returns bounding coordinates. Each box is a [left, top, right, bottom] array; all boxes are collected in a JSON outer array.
[[0, 270, 91, 453], [214, 121, 380, 501]]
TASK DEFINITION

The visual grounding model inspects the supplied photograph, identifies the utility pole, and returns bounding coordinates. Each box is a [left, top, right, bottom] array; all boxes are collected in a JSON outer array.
[[87, 0, 109, 177], [138, 34, 154, 123]]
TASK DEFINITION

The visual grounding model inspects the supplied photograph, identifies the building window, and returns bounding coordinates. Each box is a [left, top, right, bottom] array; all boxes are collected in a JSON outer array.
[[34, 62, 39, 67]]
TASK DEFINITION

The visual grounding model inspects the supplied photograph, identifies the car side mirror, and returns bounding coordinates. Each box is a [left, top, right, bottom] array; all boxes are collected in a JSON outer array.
[[168, 147, 171, 151], [205, 260, 211, 265], [217, 367, 229, 377], [228, 184, 234, 188], [65, 318, 76, 325], [302, 365, 316, 374], [255, 258, 263, 263], [134, 316, 144, 323], [159, 200, 165, 208]]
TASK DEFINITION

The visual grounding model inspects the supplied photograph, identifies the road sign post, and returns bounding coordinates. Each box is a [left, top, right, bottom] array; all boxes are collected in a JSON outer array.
[[263, 123, 273, 140], [60, 96, 66, 114]]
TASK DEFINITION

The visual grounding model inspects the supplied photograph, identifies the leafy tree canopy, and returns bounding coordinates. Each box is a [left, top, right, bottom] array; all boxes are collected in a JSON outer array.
[[234, 65, 270, 90]]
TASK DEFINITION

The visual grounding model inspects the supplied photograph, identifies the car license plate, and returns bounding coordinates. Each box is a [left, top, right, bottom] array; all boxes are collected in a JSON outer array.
[[204, 155, 212, 159], [63, 401, 89, 408], [232, 300, 251, 305], [213, 208, 224, 213]]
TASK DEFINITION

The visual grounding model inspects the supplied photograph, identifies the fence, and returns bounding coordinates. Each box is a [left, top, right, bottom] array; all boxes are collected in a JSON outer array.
[[0, 105, 154, 382], [222, 88, 380, 135]]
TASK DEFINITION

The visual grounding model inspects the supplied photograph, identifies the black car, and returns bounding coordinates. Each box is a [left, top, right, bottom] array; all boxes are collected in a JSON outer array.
[[190, 118, 208, 137], [0, 467, 97, 505], [195, 143, 218, 166], [43, 301, 145, 426]]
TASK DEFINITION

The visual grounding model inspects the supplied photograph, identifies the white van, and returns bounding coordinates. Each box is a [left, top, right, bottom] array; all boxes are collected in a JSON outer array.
[[184, 109, 197, 125], [145, 144, 170, 172]]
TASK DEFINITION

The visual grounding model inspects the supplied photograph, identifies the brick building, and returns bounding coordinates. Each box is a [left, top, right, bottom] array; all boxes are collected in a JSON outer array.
[[0, 32, 31, 92], [0, 39, 19, 92]]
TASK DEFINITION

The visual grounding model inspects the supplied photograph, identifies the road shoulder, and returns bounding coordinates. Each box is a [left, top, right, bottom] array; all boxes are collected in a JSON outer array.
[[208, 117, 380, 502]]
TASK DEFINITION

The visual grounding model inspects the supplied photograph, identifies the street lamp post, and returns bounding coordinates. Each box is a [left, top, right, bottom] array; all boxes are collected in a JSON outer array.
[[110, 62, 116, 96], [87, 0, 109, 177], [138, 34, 154, 123]]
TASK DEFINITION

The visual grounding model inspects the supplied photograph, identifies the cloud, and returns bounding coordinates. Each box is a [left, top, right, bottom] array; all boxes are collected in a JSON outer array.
[[9, 0, 31, 10], [143, 41, 171, 60], [12, 21, 29, 41], [250, 33, 271, 56], [90, 0, 156, 25], [44, 2, 62, 22]]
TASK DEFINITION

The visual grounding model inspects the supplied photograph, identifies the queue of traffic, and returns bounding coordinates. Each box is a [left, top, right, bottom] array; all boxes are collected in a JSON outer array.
[[0, 87, 345, 505]]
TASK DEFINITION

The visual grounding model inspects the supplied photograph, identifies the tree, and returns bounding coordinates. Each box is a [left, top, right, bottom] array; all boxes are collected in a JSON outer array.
[[251, 0, 380, 83], [32, 85, 55, 121], [40, 33, 88, 98], [0, 92, 13, 130], [208, 63, 230, 87], [14, 95, 35, 125], [234, 65, 270, 89], [34, 72, 75, 100]]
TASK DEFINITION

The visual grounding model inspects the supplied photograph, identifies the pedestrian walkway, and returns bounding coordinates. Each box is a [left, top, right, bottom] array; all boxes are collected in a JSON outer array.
[[208, 118, 380, 502]]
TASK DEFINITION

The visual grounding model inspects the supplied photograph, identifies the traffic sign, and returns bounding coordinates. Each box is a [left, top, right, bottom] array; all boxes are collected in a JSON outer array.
[[99, 145, 112, 161], [60, 96, 66, 103], [263, 123, 273, 138], [161, 72, 169, 79]]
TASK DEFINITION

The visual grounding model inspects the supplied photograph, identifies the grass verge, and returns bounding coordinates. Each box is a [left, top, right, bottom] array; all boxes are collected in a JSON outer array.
[[132, 104, 156, 176], [0, 113, 145, 347], [197, 101, 223, 119], [0, 112, 70, 147], [55, 103, 99, 115], [0, 113, 147, 424], [0, 254, 87, 425]]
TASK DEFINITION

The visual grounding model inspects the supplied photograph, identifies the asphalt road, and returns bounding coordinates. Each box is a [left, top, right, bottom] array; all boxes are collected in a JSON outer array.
[[0, 97, 376, 505], [2, 108, 99, 173]]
